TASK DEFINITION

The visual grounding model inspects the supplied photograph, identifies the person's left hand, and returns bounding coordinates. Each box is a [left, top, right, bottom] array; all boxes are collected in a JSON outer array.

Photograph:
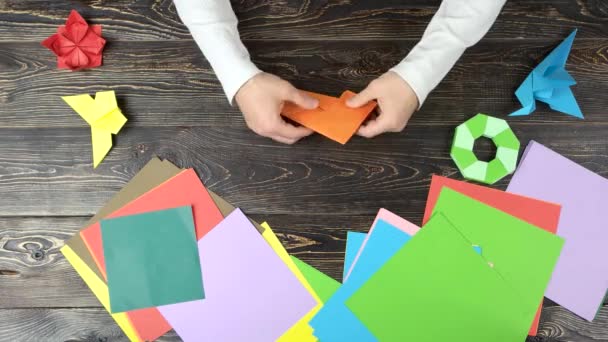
[[346, 71, 419, 138]]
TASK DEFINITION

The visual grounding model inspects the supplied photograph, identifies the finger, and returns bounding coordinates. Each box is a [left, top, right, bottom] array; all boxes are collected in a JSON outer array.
[[269, 134, 298, 145], [356, 116, 392, 138], [275, 120, 314, 140], [284, 87, 319, 110], [346, 86, 377, 108]]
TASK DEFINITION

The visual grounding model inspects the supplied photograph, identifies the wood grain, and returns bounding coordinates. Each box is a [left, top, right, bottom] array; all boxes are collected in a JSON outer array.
[[537, 306, 608, 341], [1, 123, 608, 217], [0, 308, 180, 342], [0, 0, 606, 42], [1, 0, 608, 340], [0, 39, 607, 128]]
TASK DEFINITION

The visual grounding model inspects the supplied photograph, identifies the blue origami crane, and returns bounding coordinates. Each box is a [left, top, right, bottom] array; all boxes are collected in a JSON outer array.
[[510, 29, 583, 118]]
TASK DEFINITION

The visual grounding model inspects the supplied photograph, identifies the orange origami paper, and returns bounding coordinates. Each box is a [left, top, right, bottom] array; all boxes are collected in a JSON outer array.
[[282, 90, 377, 144]]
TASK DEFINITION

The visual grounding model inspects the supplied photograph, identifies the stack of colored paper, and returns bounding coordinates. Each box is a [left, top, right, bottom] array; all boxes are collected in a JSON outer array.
[[309, 141, 608, 340], [61, 158, 342, 341], [309, 175, 566, 341], [62, 139, 608, 341]]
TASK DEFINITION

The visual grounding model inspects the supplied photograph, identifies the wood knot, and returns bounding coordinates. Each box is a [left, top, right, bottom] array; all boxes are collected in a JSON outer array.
[[31, 249, 45, 260], [369, 166, 383, 174], [22, 242, 46, 261], [3, 238, 53, 264], [0, 269, 19, 276], [279, 233, 316, 249]]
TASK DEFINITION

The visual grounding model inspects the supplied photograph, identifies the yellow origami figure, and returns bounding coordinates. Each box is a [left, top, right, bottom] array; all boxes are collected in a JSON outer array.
[[62, 91, 127, 168]]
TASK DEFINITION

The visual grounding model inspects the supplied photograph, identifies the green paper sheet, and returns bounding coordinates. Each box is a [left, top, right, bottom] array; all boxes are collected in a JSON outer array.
[[101, 206, 204, 313], [431, 188, 564, 316], [291, 256, 340, 303], [346, 214, 530, 342]]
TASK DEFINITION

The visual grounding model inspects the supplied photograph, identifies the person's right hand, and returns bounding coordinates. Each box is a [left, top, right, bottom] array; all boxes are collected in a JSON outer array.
[[235, 73, 319, 144]]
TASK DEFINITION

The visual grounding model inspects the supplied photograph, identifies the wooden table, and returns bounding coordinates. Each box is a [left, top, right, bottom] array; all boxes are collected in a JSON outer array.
[[1, 1, 607, 341]]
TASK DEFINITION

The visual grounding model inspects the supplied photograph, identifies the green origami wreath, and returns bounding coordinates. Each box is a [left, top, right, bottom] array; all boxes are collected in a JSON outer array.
[[450, 113, 521, 184]]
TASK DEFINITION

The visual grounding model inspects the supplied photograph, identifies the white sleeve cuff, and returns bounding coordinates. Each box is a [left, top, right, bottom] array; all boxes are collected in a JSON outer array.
[[218, 55, 261, 105], [390, 60, 431, 110], [188, 25, 261, 104]]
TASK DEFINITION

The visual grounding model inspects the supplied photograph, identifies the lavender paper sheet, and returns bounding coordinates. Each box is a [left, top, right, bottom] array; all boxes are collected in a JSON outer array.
[[158, 209, 316, 341], [507, 140, 608, 321]]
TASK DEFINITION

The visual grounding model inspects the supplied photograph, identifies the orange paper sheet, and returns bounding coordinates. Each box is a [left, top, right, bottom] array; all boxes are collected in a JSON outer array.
[[423, 175, 561, 336], [282, 90, 376, 144], [79, 168, 224, 341]]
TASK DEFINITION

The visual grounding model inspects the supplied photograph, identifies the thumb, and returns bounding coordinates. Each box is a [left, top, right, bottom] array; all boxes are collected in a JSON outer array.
[[286, 88, 319, 110], [347, 86, 376, 108]]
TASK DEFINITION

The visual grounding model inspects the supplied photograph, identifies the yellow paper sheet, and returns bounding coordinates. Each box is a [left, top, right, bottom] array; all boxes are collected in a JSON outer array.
[[61, 245, 141, 342], [64, 219, 321, 342], [260, 222, 322, 342], [62, 90, 127, 168]]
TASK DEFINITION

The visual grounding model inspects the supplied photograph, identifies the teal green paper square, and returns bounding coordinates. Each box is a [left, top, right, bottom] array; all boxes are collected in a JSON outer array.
[[101, 206, 204, 313]]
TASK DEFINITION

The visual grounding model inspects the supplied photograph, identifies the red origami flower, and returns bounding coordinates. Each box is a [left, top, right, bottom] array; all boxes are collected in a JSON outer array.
[[42, 10, 106, 70]]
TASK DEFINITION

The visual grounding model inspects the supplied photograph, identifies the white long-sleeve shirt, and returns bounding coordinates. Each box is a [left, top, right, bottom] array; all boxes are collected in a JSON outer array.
[[174, 0, 506, 106]]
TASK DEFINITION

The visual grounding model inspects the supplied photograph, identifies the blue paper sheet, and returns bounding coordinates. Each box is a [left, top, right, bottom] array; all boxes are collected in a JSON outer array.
[[343, 232, 367, 282], [510, 29, 583, 118], [311, 220, 411, 341]]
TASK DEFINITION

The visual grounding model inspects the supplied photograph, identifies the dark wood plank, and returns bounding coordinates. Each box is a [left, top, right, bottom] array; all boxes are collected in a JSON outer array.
[[0, 0, 606, 42], [0, 308, 180, 342], [1, 39, 607, 128], [0, 124, 608, 217], [236, 0, 608, 41], [536, 307, 608, 341]]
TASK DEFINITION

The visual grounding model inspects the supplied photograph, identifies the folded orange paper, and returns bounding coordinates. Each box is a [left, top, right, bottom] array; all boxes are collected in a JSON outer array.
[[282, 90, 377, 144]]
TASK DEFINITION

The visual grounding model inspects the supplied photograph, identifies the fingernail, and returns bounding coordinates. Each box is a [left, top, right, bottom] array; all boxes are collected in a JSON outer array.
[[306, 99, 319, 109]]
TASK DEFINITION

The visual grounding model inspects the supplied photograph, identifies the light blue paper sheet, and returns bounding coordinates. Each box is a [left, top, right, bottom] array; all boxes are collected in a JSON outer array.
[[311, 220, 411, 341], [343, 232, 367, 282]]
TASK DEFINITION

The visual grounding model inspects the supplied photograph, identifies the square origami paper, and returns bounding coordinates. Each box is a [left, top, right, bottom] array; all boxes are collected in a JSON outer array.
[[158, 209, 316, 342], [282, 90, 376, 144], [424, 175, 562, 335], [291, 256, 340, 304], [508, 140, 608, 320], [101, 206, 204, 313], [63, 158, 181, 341], [343, 208, 420, 282], [259, 222, 323, 342], [311, 218, 417, 341], [346, 213, 531, 342], [430, 188, 564, 334], [81, 168, 223, 279], [343, 231, 366, 281]]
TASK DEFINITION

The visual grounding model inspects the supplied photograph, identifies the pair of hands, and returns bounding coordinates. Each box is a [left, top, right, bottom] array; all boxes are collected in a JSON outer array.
[[235, 72, 419, 144]]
